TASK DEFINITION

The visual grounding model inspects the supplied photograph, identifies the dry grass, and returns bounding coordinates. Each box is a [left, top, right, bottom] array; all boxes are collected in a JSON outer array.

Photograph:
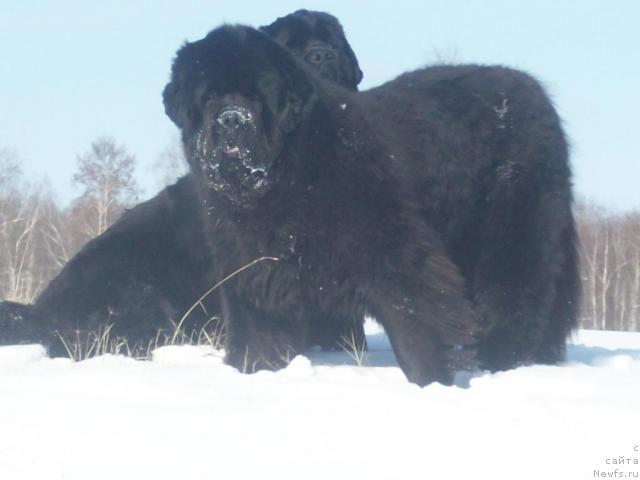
[[339, 329, 367, 367], [170, 256, 278, 343], [56, 316, 225, 362]]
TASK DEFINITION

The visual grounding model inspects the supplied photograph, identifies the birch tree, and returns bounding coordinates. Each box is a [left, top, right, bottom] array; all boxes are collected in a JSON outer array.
[[71, 137, 140, 240]]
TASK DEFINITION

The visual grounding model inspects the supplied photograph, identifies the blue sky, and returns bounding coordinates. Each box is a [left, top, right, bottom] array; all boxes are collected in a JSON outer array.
[[1, 0, 638, 210]]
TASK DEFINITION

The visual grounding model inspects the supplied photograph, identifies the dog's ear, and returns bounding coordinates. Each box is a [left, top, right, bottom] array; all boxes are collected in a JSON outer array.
[[162, 77, 185, 128], [247, 28, 318, 133], [162, 41, 205, 129], [342, 41, 363, 89]]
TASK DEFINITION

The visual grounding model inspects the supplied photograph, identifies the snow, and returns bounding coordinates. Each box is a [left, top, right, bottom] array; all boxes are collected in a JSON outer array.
[[1, 321, 639, 480]]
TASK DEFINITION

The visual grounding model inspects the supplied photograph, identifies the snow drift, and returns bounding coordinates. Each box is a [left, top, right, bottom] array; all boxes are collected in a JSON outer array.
[[1, 322, 638, 480]]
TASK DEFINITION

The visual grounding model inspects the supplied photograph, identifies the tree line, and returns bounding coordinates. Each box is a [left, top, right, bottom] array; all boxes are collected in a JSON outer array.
[[575, 202, 640, 331], [1, 137, 638, 331]]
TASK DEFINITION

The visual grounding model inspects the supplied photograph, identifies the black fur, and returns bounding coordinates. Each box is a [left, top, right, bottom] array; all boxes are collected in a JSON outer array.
[[0, 11, 366, 355], [163, 25, 480, 386], [361, 66, 579, 369], [33, 177, 212, 354]]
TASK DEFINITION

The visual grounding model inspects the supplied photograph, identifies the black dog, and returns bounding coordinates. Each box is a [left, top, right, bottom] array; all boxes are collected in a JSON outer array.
[[262, 10, 362, 90], [163, 25, 480, 386], [0, 11, 366, 354], [363, 66, 579, 370]]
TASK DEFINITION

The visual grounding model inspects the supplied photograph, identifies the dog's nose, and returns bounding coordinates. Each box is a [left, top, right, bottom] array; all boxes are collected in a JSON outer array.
[[306, 47, 335, 65], [217, 108, 251, 130]]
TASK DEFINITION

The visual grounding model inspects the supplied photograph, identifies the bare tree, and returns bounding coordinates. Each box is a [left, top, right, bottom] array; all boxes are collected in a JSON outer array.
[[71, 136, 140, 240], [40, 193, 74, 270], [0, 151, 63, 302], [576, 200, 640, 331], [0, 148, 21, 189]]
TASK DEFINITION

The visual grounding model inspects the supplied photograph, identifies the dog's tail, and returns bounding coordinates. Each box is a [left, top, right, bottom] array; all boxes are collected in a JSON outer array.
[[537, 217, 581, 363]]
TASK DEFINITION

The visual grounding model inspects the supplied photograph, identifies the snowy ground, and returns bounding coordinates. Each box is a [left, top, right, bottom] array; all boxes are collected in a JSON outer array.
[[1, 321, 639, 480]]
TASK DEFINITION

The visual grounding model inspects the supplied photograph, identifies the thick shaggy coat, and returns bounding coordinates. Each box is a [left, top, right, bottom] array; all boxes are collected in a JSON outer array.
[[362, 66, 578, 369]]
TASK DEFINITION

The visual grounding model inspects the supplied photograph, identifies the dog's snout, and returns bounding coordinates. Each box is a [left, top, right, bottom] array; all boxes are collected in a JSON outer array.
[[305, 47, 335, 65], [217, 108, 252, 130]]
